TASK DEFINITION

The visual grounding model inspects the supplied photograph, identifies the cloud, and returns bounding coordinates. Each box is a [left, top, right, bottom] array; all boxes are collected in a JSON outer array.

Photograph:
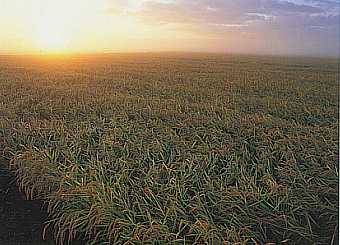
[[106, 0, 339, 56], [106, 0, 338, 27]]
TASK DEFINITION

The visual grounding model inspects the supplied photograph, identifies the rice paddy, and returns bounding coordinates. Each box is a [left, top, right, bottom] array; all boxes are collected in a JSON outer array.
[[0, 53, 338, 244]]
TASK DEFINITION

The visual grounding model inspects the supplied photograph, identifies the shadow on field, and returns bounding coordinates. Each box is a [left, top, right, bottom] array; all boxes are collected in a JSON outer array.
[[0, 165, 55, 245], [0, 165, 85, 245], [0, 164, 61, 245]]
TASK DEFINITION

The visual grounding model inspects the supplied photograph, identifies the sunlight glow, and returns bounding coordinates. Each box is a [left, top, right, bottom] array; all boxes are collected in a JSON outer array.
[[0, 0, 201, 54], [31, 0, 89, 53], [37, 25, 66, 52]]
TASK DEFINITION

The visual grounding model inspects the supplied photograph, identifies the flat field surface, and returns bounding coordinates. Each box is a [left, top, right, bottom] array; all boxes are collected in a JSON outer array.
[[0, 53, 338, 244]]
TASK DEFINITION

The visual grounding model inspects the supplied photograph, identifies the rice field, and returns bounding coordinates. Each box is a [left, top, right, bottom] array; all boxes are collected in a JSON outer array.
[[0, 53, 338, 244]]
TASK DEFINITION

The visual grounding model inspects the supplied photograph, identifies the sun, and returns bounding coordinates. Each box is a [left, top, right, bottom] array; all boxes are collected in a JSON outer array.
[[33, 1, 76, 53], [29, 0, 142, 54], [35, 12, 69, 53], [37, 27, 66, 52]]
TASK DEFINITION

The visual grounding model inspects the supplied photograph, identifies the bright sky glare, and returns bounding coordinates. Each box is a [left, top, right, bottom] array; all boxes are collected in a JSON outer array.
[[0, 0, 339, 56]]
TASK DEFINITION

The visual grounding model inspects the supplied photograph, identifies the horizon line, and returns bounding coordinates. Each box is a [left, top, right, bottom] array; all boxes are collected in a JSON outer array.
[[0, 50, 339, 60]]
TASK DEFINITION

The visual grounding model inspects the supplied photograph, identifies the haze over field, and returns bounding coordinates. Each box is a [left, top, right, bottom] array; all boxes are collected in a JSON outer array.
[[0, 0, 339, 57]]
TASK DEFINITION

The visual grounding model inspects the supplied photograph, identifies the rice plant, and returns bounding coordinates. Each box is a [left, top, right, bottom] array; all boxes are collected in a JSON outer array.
[[0, 53, 338, 244]]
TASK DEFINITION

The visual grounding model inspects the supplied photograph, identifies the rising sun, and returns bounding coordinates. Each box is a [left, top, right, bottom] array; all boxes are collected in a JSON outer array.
[[33, 1, 75, 53], [36, 23, 67, 53]]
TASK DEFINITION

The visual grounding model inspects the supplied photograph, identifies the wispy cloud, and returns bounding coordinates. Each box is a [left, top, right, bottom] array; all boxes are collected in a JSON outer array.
[[104, 0, 339, 56], [129, 0, 337, 26]]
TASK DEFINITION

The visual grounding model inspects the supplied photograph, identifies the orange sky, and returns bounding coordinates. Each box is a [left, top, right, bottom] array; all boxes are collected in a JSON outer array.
[[0, 0, 339, 57]]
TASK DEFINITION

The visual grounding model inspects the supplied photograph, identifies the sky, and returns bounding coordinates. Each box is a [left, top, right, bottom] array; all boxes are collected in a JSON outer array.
[[0, 0, 339, 57]]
